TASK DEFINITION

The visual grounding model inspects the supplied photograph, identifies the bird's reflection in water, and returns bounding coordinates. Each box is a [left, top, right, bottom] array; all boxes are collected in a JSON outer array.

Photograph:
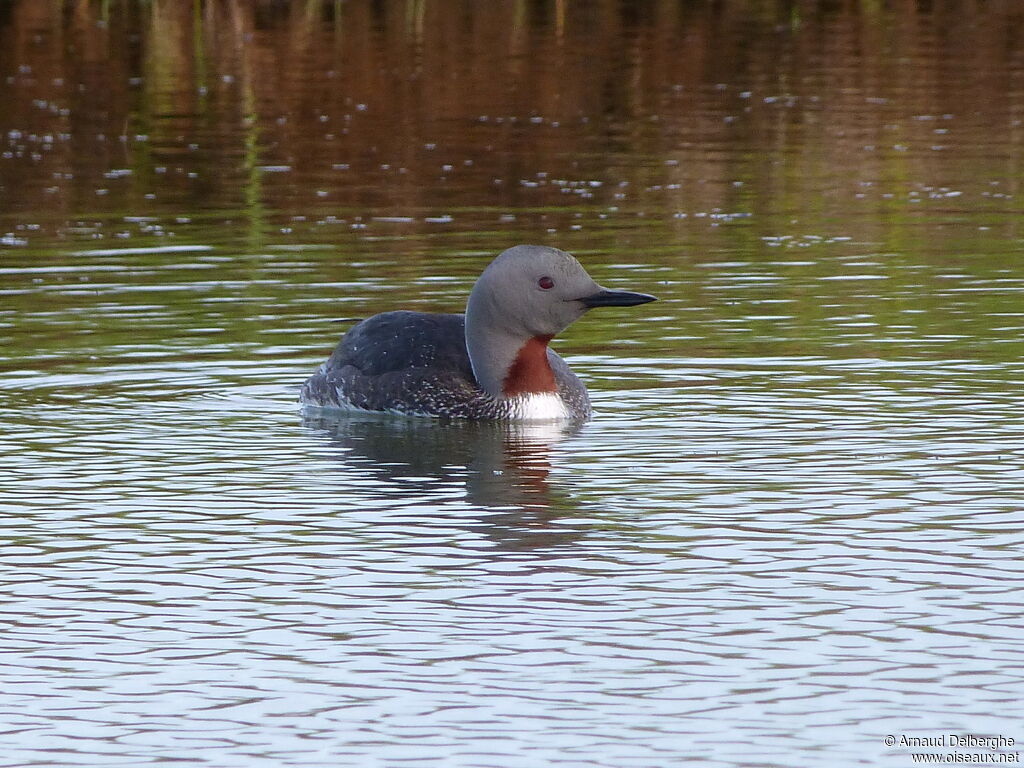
[[302, 412, 586, 551]]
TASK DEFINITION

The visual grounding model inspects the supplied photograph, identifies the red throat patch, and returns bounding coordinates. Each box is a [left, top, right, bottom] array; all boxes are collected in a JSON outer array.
[[502, 335, 557, 396]]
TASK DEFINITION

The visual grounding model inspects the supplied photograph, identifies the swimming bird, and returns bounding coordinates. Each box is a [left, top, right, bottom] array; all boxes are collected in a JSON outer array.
[[300, 244, 656, 420]]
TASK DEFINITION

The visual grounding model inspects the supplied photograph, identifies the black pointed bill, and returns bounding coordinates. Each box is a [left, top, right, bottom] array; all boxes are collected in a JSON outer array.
[[578, 288, 657, 308]]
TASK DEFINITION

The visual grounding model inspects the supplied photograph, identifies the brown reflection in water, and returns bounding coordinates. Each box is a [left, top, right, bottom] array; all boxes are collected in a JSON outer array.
[[1, 1, 1023, 241]]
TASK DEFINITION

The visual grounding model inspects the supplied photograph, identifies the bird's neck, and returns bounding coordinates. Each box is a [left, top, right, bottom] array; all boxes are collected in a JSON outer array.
[[465, 305, 558, 401], [501, 334, 556, 397]]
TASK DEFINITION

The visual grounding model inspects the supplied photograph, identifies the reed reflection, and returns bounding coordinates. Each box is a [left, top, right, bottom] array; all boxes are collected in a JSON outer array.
[[3, 0, 1023, 244], [303, 413, 587, 550]]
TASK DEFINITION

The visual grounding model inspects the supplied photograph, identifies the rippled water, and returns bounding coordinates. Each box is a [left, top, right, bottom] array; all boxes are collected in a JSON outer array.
[[3, 1, 1024, 766]]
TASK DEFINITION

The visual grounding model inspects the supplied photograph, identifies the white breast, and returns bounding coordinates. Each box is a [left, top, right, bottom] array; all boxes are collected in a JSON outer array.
[[506, 393, 572, 422]]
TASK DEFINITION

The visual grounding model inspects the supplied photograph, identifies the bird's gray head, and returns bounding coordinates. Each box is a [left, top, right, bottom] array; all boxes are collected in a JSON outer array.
[[466, 245, 607, 338], [463, 244, 656, 400]]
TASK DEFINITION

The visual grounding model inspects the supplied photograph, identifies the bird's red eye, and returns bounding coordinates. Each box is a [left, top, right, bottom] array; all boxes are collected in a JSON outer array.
[[538, 276, 554, 290]]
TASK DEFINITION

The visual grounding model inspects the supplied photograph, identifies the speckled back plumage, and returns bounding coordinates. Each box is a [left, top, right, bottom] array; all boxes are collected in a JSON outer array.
[[300, 311, 592, 420]]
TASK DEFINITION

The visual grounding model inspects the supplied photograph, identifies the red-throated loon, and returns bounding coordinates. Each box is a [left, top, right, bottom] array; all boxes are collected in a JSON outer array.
[[299, 245, 656, 420]]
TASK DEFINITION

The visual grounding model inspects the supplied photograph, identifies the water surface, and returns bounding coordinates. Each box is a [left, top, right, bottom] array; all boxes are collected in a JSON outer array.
[[2, 2, 1023, 766]]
